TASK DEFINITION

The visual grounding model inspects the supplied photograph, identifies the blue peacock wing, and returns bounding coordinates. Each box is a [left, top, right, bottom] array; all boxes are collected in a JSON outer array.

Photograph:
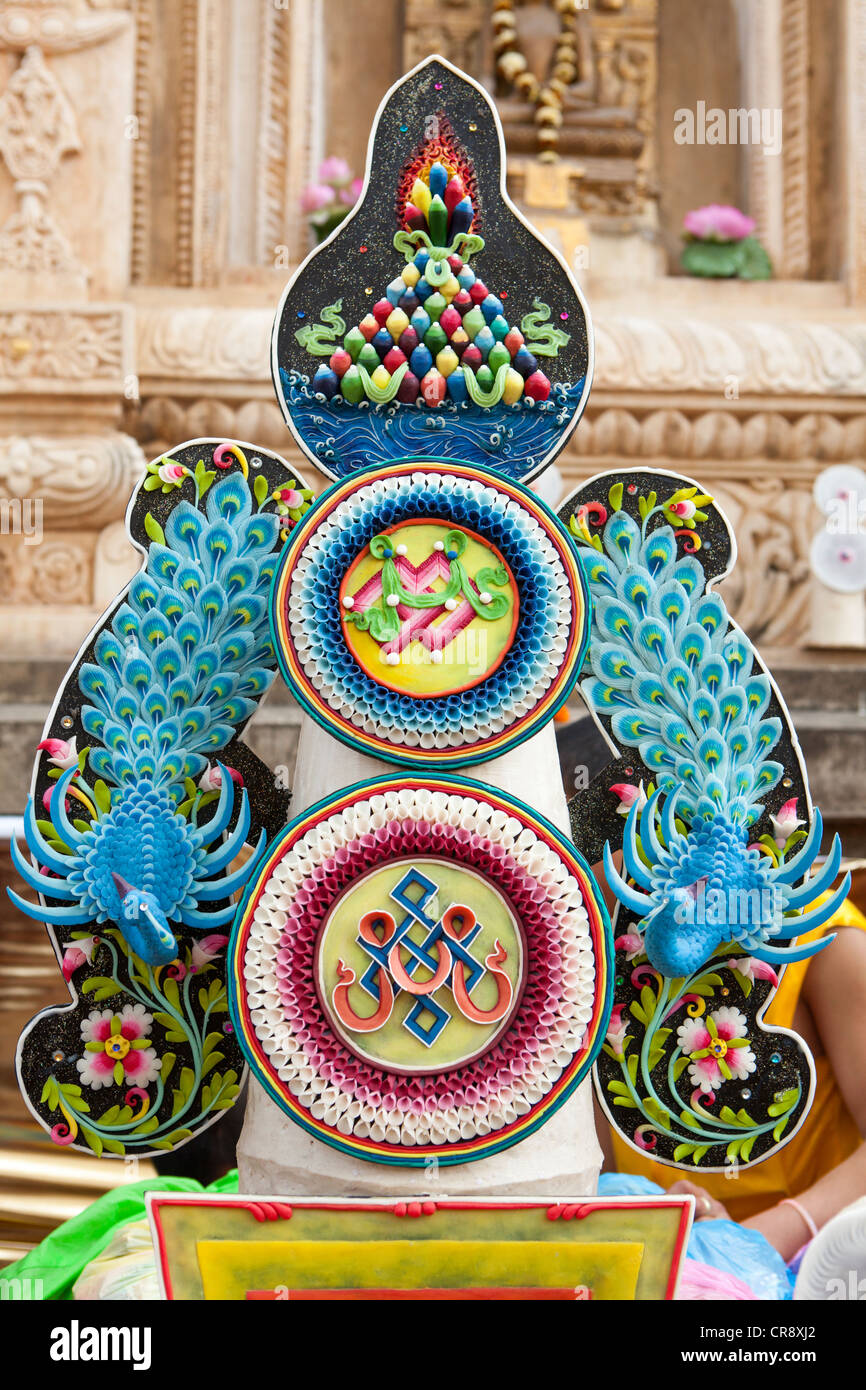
[[562, 468, 849, 1175], [10, 440, 314, 1161]]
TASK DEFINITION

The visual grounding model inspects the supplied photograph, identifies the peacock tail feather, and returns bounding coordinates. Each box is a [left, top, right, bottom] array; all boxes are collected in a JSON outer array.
[[9, 455, 303, 957], [573, 497, 849, 977], [80, 474, 278, 790], [580, 509, 781, 827]]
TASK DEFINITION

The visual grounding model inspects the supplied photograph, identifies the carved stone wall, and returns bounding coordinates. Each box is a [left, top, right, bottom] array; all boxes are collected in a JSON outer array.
[[0, 0, 864, 668]]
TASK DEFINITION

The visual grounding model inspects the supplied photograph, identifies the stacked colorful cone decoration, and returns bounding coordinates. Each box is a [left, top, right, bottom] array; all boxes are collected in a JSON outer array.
[[310, 159, 552, 410]]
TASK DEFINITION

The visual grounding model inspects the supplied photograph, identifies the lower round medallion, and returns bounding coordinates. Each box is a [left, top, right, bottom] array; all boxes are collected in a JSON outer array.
[[229, 776, 612, 1166], [271, 459, 589, 767]]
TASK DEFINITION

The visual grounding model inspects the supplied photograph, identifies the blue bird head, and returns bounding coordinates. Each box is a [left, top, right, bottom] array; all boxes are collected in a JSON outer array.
[[604, 789, 849, 978], [110, 872, 178, 967]]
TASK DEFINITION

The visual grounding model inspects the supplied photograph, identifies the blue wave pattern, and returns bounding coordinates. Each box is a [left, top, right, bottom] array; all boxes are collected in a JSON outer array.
[[279, 370, 586, 481], [281, 473, 566, 743]]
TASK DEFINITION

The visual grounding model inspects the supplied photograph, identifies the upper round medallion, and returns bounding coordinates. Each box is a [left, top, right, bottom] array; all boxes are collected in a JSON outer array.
[[271, 459, 589, 767]]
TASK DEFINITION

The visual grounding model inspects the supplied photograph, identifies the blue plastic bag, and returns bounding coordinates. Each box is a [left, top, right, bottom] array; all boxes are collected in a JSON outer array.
[[598, 1170, 794, 1300]]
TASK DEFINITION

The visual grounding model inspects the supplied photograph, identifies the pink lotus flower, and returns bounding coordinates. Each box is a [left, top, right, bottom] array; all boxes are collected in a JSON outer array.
[[610, 781, 647, 817], [677, 1006, 756, 1091], [61, 935, 98, 982], [339, 177, 364, 207], [770, 797, 805, 848], [301, 182, 336, 213], [76, 1004, 161, 1091], [157, 462, 186, 486], [37, 737, 78, 770], [318, 156, 351, 186], [614, 931, 645, 961], [683, 204, 756, 242], [729, 957, 779, 988], [606, 1003, 630, 1057], [198, 763, 244, 791], [191, 933, 229, 971]]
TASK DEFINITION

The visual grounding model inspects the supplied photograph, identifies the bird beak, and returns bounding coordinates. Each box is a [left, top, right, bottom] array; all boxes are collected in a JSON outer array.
[[111, 871, 133, 899], [141, 903, 176, 951]]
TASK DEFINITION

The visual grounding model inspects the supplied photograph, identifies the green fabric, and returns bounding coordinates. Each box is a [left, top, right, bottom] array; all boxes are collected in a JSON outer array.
[[4, 1168, 240, 1300]]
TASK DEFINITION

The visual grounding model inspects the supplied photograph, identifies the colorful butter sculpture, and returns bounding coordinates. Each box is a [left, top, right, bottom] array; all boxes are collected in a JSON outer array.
[[10, 55, 842, 1209], [229, 775, 610, 1166], [562, 469, 848, 1171], [272, 63, 590, 482], [272, 459, 590, 765]]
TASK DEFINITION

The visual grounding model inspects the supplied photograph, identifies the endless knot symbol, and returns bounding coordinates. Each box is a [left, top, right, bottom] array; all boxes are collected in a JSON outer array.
[[332, 868, 513, 1045]]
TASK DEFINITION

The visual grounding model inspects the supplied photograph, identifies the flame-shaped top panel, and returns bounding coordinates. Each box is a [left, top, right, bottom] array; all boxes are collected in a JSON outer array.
[[272, 56, 592, 485]]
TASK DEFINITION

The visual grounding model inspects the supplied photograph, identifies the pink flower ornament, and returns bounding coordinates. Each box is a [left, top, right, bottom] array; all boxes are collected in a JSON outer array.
[[191, 933, 229, 971], [77, 1004, 161, 1091], [614, 931, 645, 961], [667, 499, 697, 520], [198, 763, 244, 792], [605, 1003, 630, 1058], [610, 781, 647, 817], [37, 736, 79, 770], [157, 462, 187, 487], [729, 956, 780, 989], [683, 204, 756, 242], [677, 1006, 756, 1091], [770, 797, 805, 848], [275, 487, 303, 509], [61, 935, 99, 982]]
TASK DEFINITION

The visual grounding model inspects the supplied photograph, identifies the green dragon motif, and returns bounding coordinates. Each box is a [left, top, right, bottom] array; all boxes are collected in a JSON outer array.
[[520, 298, 571, 358], [295, 298, 346, 356]]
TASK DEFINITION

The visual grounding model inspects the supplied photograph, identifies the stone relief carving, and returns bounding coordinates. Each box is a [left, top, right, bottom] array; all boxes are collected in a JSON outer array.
[[714, 480, 814, 649], [0, 534, 93, 605], [403, 0, 485, 74], [136, 306, 272, 382], [0, 44, 84, 283], [594, 316, 866, 397], [0, 1, 129, 55], [0, 3, 132, 289], [568, 407, 866, 466], [0, 433, 144, 524], [29, 537, 91, 604], [0, 310, 126, 385]]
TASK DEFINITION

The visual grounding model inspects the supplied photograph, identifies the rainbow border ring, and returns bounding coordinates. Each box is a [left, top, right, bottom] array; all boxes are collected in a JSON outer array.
[[229, 774, 612, 1167], [270, 459, 590, 768]]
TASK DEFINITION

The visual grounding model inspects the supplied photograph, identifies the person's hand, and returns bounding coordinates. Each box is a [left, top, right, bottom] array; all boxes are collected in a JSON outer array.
[[667, 1179, 730, 1221]]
